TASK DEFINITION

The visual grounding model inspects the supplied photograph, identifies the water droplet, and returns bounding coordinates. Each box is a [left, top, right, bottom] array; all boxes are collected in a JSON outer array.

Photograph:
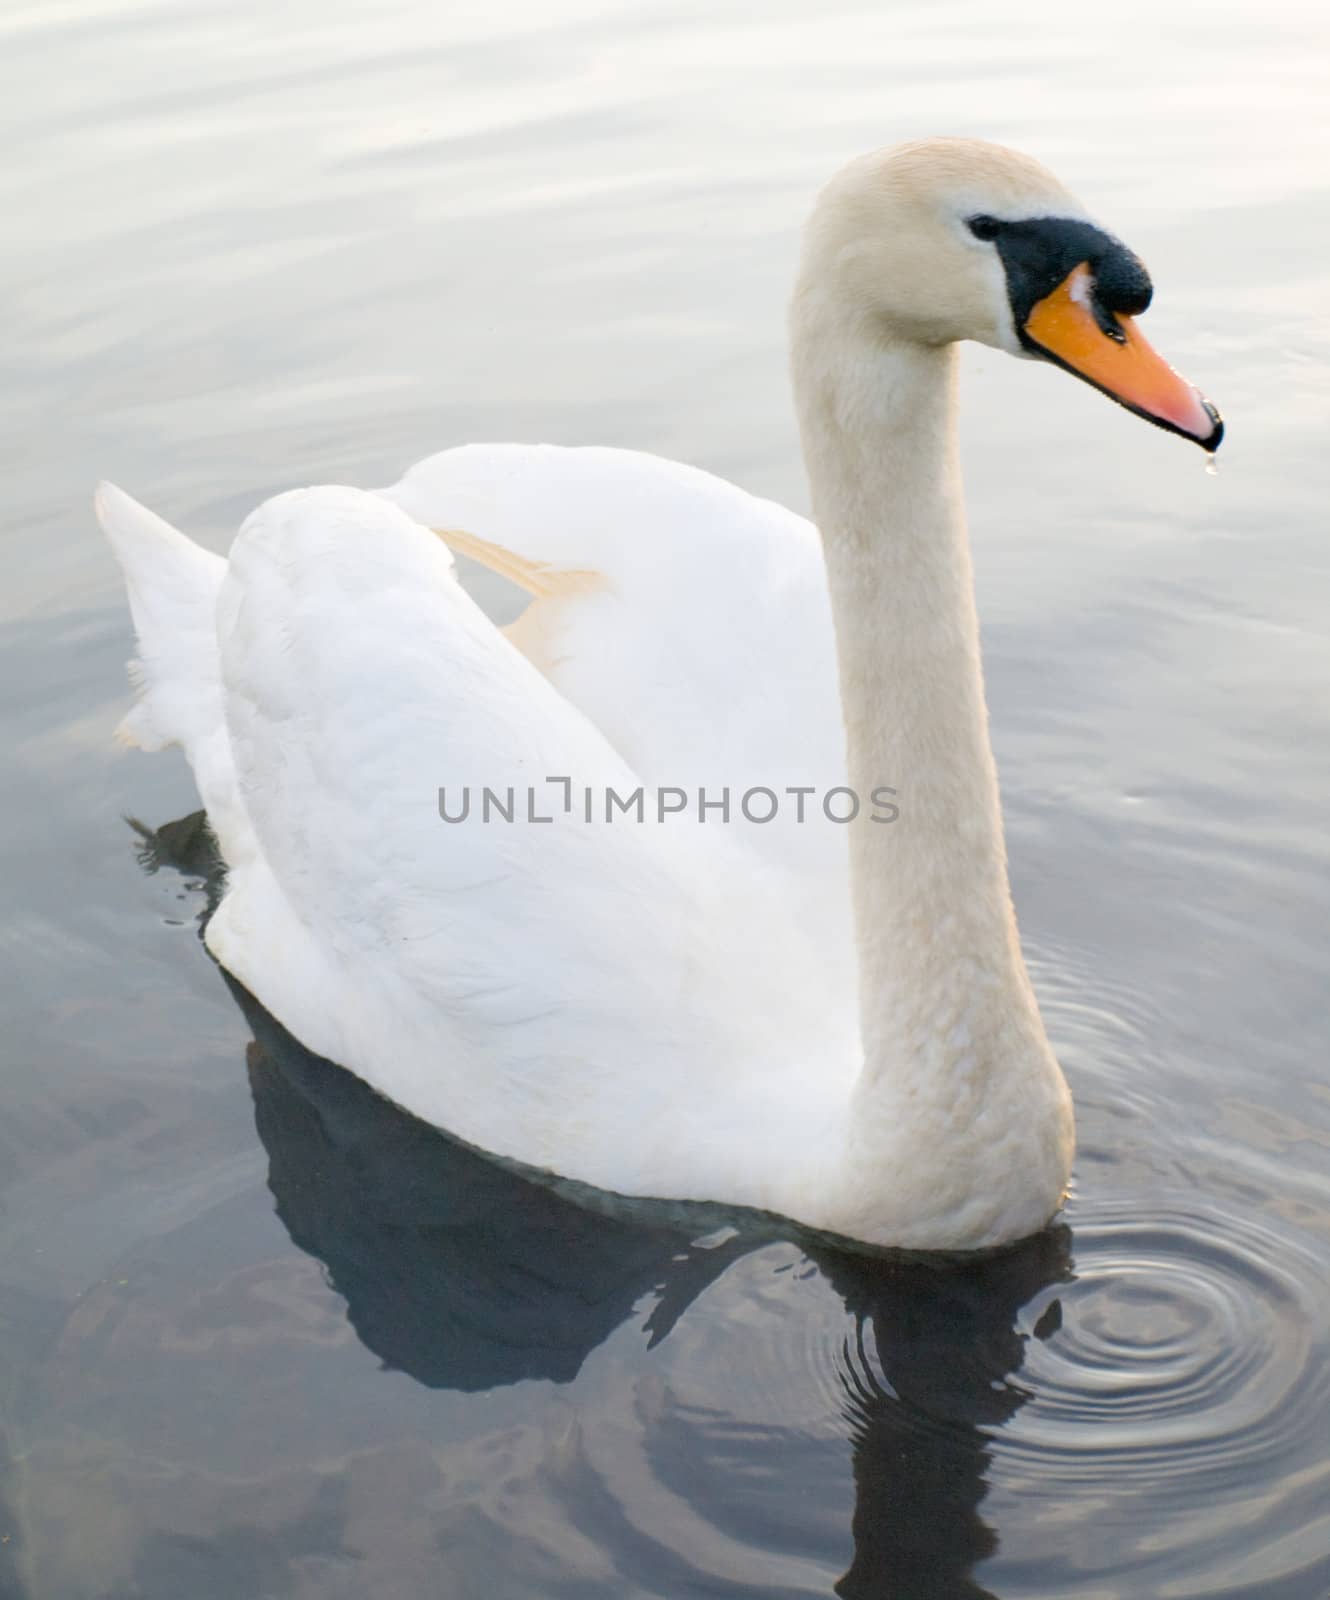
[[1204, 453, 1219, 477]]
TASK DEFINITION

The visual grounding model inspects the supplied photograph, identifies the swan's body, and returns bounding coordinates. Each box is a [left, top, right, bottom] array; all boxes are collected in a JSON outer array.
[[98, 139, 1220, 1250]]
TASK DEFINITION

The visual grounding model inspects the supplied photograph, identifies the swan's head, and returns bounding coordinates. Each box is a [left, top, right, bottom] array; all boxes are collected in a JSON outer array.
[[797, 138, 1222, 449]]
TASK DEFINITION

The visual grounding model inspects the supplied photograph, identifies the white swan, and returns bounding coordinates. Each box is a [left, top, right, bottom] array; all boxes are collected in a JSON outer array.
[[97, 139, 1221, 1251]]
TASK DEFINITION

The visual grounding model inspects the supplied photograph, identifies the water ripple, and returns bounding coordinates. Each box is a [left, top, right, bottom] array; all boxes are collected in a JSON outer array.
[[1009, 1194, 1329, 1511]]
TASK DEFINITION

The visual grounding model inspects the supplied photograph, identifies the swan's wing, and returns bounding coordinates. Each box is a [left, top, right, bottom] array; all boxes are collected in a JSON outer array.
[[380, 446, 850, 879], [208, 486, 851, 1196]]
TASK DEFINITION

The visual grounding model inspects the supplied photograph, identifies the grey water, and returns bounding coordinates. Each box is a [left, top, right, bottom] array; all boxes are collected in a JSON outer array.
[[3, 0, 1329, 1594]]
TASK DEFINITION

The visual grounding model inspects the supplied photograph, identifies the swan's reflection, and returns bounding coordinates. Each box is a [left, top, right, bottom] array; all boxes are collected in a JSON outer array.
[[144, 815, 1072, 1598], [236, 983, 1069, 1599], [237, 981, 759, 1391], [822, 1240, 1067, 1598]]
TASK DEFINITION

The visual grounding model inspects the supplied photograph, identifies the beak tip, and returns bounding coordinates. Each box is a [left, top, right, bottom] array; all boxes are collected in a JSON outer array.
[[1197, 399, 1224, 453]]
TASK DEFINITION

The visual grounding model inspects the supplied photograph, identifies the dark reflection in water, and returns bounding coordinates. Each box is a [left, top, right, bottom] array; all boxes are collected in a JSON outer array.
[[232, 933, 1071, 1598], [826, 1249, 1067, 1600], [243, 991, 757, 1394]]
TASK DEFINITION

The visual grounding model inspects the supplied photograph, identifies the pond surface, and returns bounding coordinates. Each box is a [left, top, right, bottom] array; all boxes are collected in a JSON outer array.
[[3, 0, 1329, 1595]]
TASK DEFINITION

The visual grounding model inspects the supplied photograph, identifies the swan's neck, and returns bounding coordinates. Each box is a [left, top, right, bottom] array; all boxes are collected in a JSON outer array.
[[791, 297, 1071, 1244]]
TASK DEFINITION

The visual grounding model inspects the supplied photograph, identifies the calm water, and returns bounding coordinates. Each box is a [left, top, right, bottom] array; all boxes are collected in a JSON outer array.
[[4, 0, 1330, 1594]]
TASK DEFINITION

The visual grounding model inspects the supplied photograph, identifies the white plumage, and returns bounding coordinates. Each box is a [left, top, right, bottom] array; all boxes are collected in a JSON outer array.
[[98, 465, 860, 1216]]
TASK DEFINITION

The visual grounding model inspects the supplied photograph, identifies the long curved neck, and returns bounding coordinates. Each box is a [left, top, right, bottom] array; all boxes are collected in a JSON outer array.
[[790, 297, 1052, 1129]]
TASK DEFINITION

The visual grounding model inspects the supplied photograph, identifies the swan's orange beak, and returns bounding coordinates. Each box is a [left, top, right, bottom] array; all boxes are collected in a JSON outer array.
[[1023, 264, 1223, 450]]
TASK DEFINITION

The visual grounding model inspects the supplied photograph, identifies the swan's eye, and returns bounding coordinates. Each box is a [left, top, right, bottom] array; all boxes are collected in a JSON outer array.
[[967, 215, 1003, 242]]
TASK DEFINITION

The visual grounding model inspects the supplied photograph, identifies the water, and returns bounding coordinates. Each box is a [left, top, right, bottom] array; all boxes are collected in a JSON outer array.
[[3, 0, 1329, 1594]]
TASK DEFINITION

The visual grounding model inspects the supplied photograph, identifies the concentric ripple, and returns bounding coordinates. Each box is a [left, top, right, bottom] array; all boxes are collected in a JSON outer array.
[[983, 939, 1330, 1591], [1011, 1195, 1328, 1494]]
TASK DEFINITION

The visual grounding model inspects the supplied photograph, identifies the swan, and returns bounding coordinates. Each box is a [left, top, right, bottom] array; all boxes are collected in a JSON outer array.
[[97, 138, 1221, 1251]]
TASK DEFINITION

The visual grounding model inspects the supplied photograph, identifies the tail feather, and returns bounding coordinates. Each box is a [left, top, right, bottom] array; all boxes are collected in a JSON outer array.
[[95, 482, 226, 753], [96, 482, 258, 874]]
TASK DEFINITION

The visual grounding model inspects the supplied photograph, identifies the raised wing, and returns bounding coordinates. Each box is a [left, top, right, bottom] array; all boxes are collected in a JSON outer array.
[[380, 445, 851, 881]]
